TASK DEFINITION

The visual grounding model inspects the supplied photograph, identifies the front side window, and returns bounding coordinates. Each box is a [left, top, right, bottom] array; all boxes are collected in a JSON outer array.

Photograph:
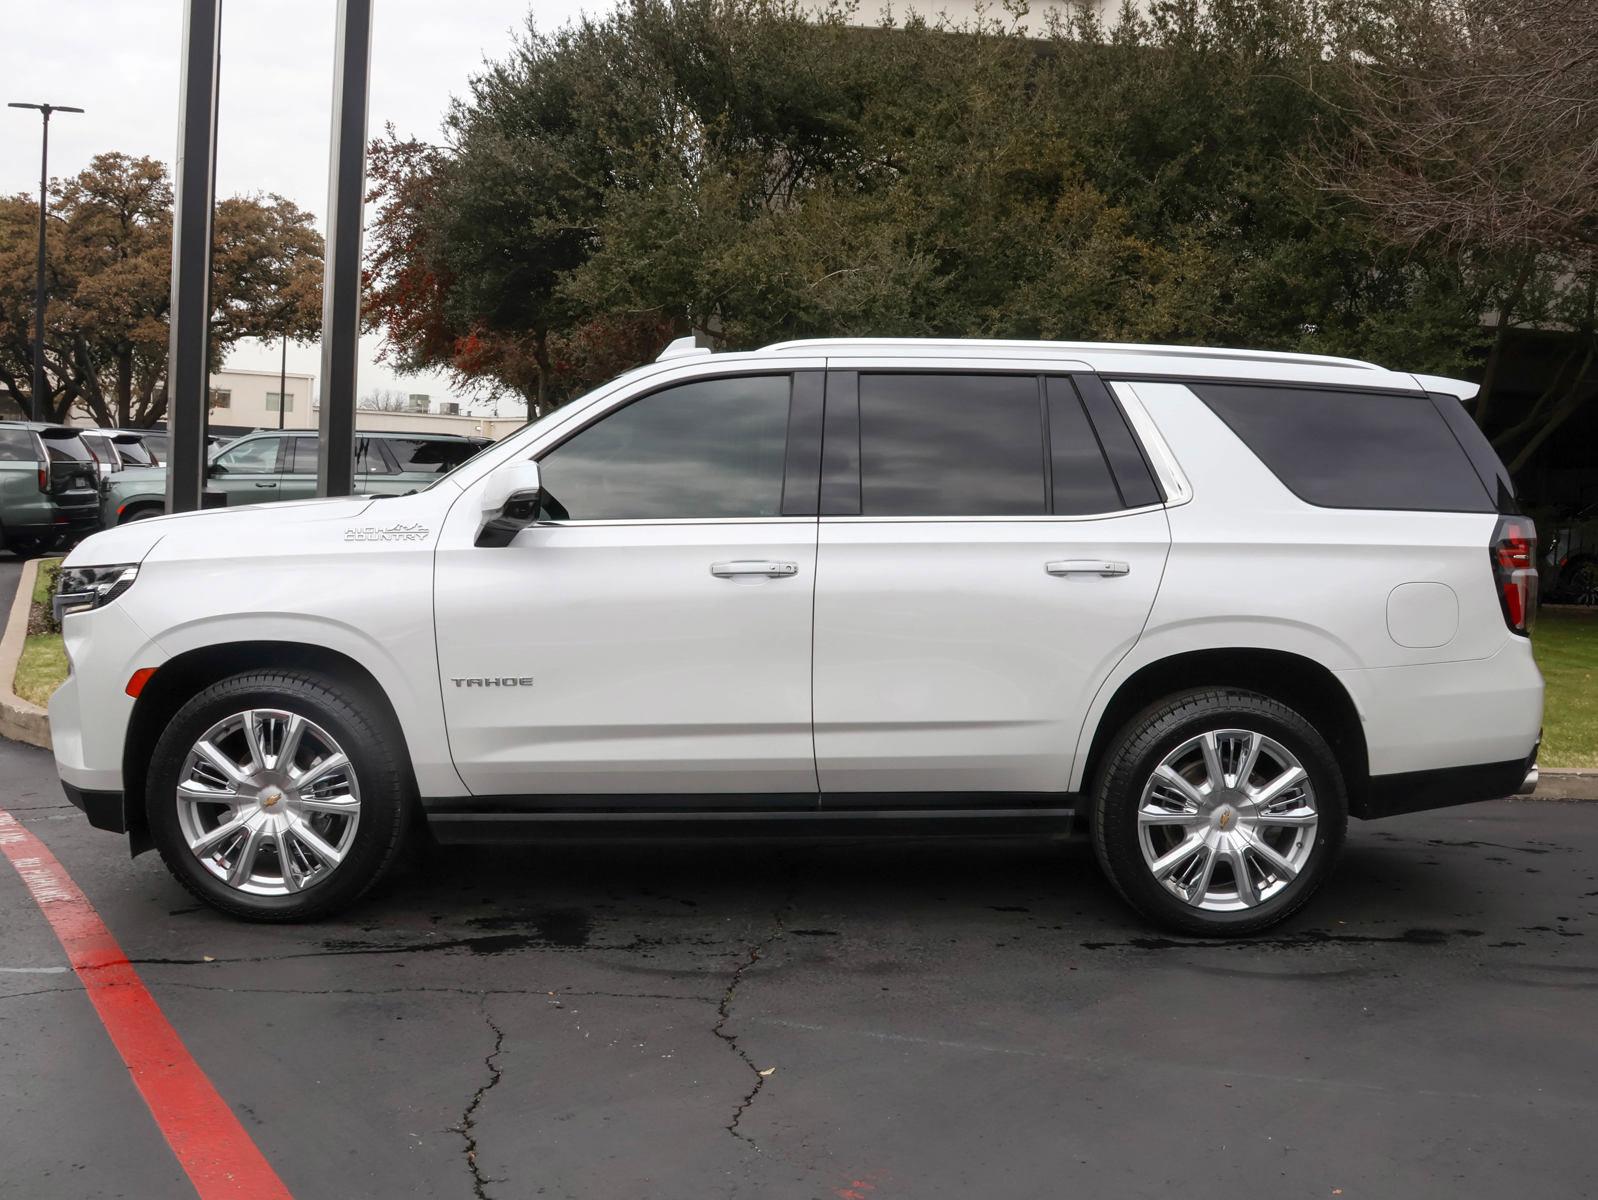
[[858, 374, 1046, 517], [215, 436, 283, 475], [537, 375, 791, 521], [356, 438, 392, 475]]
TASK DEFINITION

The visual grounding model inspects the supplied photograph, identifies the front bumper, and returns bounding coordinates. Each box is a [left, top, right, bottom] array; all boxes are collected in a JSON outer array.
[[60, 780, 128, 834]]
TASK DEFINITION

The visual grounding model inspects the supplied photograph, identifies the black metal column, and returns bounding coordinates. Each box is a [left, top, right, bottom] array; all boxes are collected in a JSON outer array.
[[165, 0, 222, 514], [31, 110, 49, 422], [316, 0, 373, 498]]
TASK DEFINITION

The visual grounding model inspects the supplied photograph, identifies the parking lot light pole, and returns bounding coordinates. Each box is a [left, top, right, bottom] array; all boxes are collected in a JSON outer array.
[[316, 0, 374, 497], [7, 101, 84, 422], [164, 0, 222, 515]]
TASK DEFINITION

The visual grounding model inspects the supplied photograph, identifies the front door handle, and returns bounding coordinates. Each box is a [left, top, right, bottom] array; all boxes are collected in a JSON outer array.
[[1046, 559, 1130, 577], [253, 482, 276, 488], [710, 560, 799, 579]]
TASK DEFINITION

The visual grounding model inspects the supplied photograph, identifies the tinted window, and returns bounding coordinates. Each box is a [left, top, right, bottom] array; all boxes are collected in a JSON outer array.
[[215, 436, 282, 475], [383, 437, 478, 474], [538, 375, 790, 520], [1046, 381, 1123, 514], [1428, 392, 1518, 514], [0, 429, 35, 462], [1192, 383, 1492, 512], [80, 432, 113, 465], [287, 437, 318, 475], [41, 432, 93, 464], [858, 374, 1045, 517], [113, 438, 155, 467], [143, 433, 168, 461], [356, 438, 390, 475]]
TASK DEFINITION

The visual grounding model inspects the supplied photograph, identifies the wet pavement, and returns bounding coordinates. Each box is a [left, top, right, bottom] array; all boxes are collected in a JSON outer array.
[[1, 732, 1596, 1199]]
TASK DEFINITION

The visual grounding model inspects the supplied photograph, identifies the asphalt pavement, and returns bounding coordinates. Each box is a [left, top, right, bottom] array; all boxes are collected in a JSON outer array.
[[1, 732, 1596, 1200]]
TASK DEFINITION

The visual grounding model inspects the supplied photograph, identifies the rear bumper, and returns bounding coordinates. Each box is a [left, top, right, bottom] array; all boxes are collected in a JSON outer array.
[[1355, 746, 1539, 819]]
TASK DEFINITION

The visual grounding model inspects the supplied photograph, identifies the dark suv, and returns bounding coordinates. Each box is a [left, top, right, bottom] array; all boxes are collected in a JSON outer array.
[[0, 421, 101, 555]]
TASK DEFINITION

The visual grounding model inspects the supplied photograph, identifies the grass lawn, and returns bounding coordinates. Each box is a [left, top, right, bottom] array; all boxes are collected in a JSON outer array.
[[12, 557, 66, 708], [1533, 607, 1598, 770]]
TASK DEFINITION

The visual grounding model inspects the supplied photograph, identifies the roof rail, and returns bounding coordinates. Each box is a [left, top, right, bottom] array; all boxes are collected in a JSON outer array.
[[755, 337, 1382, 371]]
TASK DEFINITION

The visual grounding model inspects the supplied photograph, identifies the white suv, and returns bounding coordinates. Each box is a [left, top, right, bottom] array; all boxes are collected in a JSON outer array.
[[47, 339, 1543, 934]]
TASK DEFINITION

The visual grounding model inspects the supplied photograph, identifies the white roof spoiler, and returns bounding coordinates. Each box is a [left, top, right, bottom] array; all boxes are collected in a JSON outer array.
[[1412, 373, 1479, 402]]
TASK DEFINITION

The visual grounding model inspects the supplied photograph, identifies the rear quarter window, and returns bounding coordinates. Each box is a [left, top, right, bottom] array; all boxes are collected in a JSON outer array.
[[1190, 383, 1494, 513]]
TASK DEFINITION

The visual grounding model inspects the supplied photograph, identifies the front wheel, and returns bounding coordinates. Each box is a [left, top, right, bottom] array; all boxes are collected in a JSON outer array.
[[1091, 688, 1347, 936], [147, 670, 413, 921]]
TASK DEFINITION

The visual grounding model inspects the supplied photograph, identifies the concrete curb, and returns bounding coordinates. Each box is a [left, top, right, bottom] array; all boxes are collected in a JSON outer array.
[[0, 557, 51, 751], [1532, 769, 1598, 802]]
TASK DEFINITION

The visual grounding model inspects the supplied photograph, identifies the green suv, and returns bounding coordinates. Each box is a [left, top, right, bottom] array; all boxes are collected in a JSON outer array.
[[0, 421, 101, 555], [100, 429, 489, 526]]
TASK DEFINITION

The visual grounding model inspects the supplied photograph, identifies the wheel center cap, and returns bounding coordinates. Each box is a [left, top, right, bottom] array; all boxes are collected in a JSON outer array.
[[259, 788, 283, 809], [1214, 805, 1236, 831]]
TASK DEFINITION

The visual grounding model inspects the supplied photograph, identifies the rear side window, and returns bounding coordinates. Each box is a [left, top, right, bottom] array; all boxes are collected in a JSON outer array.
[[858, 374, 1046, 516], [1191, 383, 1494, 513], [1046, 379, 1133, 514], [0, 429, 37, 462]]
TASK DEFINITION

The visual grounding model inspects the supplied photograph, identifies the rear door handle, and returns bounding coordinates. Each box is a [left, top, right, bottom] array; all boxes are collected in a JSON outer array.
[[710, 560, 799, 578], [1046, 559, 1130, 577], [253, 482, 276, 488]]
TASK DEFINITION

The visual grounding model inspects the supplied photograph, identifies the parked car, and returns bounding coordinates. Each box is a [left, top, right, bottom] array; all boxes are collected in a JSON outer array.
[[79, 428, 161, 481], [49, 339, 1541, 934], [0, 421, 101, 555], [1541, 502, 1598, 605], [98, 429, 485, 527]]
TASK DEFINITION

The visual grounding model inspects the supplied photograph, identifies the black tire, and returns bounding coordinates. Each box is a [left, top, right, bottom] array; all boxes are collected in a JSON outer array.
[[1091, 688, 1347, 937], [120, 503, 163, 524], [146, 670, 413, 921]]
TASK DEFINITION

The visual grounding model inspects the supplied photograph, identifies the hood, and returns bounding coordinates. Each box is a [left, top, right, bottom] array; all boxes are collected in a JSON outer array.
[[65, 495, 380, 569]]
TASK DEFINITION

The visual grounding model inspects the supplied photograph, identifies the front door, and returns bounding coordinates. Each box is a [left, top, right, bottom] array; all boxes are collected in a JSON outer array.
[[434, 371, 823, 797], [812, 371, 1171, 795], [208, 434, 285, 505]]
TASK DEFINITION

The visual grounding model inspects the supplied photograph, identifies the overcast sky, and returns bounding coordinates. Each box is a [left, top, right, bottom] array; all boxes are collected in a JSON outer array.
[[1, 0, 610, 416]]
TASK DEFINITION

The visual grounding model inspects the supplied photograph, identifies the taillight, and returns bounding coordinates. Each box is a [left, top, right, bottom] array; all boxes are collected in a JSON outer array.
[[1491, 514, 1538, 636]]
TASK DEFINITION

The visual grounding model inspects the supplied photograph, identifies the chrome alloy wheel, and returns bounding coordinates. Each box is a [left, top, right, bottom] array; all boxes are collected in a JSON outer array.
[[175, 709, 361, 896], [1136, 728, 1318, 912]]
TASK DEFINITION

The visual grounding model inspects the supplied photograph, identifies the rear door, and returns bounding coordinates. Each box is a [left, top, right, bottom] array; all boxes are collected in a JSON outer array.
[[811, 369, 1171, 795]]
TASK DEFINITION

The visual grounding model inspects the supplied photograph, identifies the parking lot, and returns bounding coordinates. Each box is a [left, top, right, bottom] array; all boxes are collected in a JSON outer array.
[[2, 703, 1596, 1199]]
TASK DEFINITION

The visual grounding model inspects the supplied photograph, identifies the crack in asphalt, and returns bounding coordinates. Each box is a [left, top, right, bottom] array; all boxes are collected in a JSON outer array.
[[142, 980, 713, 1002], [712, 879, 796, 1148], [454, 1006, 507, 1200]]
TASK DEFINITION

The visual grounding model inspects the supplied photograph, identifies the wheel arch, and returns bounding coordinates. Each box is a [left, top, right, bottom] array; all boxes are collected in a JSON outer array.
[[122, 640, 419, 853], [1075, 647, 1369, 816]]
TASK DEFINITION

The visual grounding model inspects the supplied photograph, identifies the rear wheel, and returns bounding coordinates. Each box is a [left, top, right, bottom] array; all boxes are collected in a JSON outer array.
[[1091, 688, 1347, 936], [147, 671, 413, 921], [119, 503, 163, 524]]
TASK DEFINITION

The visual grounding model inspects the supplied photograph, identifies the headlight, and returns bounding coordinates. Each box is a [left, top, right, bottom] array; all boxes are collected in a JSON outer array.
[[54, 564, 139, 622]]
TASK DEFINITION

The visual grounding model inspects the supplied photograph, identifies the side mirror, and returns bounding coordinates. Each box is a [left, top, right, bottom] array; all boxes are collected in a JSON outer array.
[[475, 460, 543, 548], [207, 462, 225, 478]]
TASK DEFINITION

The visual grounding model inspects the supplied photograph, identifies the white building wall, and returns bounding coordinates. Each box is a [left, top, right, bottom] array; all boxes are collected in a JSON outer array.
[[208, 368, 317, 430]]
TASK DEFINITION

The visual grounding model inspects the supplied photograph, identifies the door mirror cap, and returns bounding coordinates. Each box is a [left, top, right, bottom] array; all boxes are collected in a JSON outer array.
[[476, 460, 543, 548]]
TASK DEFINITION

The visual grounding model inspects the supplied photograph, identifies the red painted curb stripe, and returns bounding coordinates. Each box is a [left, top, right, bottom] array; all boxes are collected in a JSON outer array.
[[0, 808, 293, 1200]]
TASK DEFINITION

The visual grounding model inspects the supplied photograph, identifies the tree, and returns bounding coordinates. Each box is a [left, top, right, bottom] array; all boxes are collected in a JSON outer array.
[[360, 386, 410, 411], [1321, 0, 1598, 459], [360, 0, 1585, 462], [0, 153, 324, 426]]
